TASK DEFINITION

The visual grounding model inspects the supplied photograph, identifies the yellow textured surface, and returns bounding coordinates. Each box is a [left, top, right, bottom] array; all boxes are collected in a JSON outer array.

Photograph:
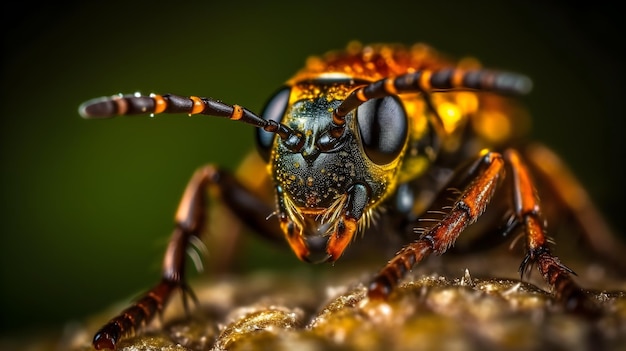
[[55, 255, 626, 351]]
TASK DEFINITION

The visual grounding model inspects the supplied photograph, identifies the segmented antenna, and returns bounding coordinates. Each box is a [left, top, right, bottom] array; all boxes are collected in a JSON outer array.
[[79, 93, 304, 151], [332, 68, 532, 132]]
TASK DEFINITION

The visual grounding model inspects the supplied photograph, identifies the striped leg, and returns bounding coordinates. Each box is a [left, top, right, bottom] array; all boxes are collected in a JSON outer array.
[[368, 149, 598, 315], [507, 150, 598, 314], [92, 165, 280, 350], [368, 150, 504, 298], [524, 143, 626, 273]]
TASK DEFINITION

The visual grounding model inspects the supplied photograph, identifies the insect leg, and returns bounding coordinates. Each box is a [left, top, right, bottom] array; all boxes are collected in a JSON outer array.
[[368, 151, 505, 299], [92, 165, 281, 350], [524, 143, 626, 273], [506, 149, 600, 315]]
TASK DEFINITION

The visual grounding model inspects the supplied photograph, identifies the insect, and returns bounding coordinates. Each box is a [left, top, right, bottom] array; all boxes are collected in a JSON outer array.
[[79, 42, 622, 349]]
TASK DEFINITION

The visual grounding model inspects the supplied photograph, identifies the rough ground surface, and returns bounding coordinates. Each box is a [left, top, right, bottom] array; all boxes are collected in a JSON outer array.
[[47, 253, 624, 351], [7, 254, 625, 351]]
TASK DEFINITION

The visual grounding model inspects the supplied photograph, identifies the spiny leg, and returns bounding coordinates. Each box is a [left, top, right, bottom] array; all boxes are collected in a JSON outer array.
[[368, 151, 505, 299], [368, 148, 600, 314], [506, 150, 599, 315], [92, 168, 211, 350], [80, 93, 292, 349], [92, 165, 280, 350], [524, 143, 626, 273]]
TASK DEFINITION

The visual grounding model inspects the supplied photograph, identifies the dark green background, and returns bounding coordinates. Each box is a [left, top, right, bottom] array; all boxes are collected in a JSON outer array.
[[1, 0, 623, 340]]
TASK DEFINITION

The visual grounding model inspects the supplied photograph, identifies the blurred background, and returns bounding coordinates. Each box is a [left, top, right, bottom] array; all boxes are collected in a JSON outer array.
[[1, 0, 623, 344]]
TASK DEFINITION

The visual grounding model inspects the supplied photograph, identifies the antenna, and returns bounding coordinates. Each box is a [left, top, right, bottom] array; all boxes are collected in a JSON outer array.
[[79, 93, 304, 151], [331, 68, 532, 134]]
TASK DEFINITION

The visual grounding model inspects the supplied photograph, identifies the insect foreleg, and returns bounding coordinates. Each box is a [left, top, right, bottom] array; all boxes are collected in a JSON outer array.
[[368, 151, 505, 299], [92, 165, 281, 350]]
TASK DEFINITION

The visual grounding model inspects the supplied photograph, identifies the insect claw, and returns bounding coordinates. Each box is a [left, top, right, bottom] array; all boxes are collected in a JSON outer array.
[[180, 283, 199, 317], [92, 325, 120, 350], [518, 252, 534, 280]]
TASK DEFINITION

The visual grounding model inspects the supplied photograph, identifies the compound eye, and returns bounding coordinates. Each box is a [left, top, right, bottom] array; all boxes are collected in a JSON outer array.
[[256, 87, 291, 160], [356, 96, 408, 165]]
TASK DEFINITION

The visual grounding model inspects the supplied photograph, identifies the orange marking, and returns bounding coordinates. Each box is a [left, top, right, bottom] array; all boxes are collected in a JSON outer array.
[[524, 215, 546, 250], [384, 78, 398, 94], [356, 88, 367, 102], [231, 104, 243, 120], [461, 153, 504, 219], [153, 95, 167, 114], [281, 220, 309, 261], [525, 144, 620, 260], [506, 150, 538, 215], [419, 70, 432, 91], [175, 166, 217, 224], [189, 96, 204, 114], [326, 216, 357, 261], [332, 110, 346, 125], [452, 69, 465, 88], [113, 95, 128, 115]]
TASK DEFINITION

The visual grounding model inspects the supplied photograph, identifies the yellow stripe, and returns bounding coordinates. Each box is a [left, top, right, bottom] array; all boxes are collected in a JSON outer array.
[[153, 95, 167, 114], [189, 96, 204, 114], [452, 69, 465, 88], [113, 96, 128, 115], [231, 104, 243, 120], [384, 78, 398, 94], [356, 88, 367, 102], [419, 71, 432, 91], [332, 110, 345, 125]]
